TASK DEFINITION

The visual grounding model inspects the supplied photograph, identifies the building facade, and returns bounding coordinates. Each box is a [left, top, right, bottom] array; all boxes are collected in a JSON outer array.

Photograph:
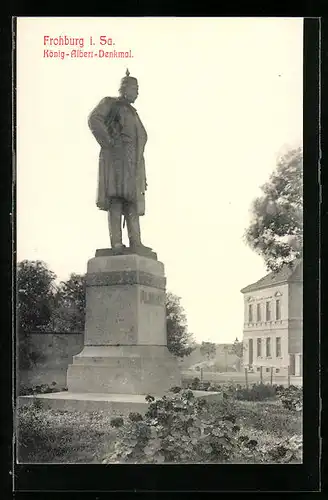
[[241, 260, 302, 377]]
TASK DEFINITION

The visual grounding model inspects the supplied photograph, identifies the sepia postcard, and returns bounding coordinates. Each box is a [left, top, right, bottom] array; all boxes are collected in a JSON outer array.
[[13, 16, 321, 493]]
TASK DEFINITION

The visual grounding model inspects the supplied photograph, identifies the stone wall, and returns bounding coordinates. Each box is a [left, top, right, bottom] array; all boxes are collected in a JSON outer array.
[[17, 334, 241, 389], [18, 332, 84, 389]]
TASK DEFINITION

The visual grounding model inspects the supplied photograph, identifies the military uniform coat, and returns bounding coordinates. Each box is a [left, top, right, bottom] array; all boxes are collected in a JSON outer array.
[[88, 96, 148, 215]]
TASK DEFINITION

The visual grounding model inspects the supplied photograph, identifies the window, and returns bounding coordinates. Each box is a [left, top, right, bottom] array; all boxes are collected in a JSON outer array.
[[276, 299, 281, 320], [266, 367, 270, 373], [257, 338, 262, 357], [256, 303, 261, 322], [257, 367, 260, 372], [266, 301, 271, 321], [276, 368, 280, 373], [266, 337, 271, 357], [276, 337, 281, 357], [248, 304, 253, 322]]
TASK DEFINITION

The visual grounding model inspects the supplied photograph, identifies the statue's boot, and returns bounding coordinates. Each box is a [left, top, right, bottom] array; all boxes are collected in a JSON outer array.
[[108, 200, 124, 249]]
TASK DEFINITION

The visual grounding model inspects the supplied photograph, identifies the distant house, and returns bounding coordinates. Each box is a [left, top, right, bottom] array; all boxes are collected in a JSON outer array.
[[179, 343, 239, 371], [240, 260, 303, 377]]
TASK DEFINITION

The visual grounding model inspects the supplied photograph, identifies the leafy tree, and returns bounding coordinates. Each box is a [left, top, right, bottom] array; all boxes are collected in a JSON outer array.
[[17, 260, 57, 370], [52, 273, 86, 332], [200, 341, 216, 361], [165, 292, 195, 358], [17, 260, 57, 332], [244, 147, 303, 272], [231, 338, 243, 358], [229, 338, 244, 366]]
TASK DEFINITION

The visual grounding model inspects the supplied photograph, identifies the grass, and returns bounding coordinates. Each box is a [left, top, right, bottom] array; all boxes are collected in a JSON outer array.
[[17, 405, 117, 463], [220, 400, 302, 437], [207, 399, 302, 464], [16, 397, 302, 464]]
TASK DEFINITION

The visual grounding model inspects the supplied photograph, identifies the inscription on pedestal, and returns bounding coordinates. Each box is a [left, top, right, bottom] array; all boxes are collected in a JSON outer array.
[[140, 290, 165, 306], [86, 270, 166, 290]]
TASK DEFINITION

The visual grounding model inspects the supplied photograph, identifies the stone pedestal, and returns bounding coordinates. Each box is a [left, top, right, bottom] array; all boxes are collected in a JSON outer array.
[[67, 251, 181, 396], [18, 250, 224, 413]]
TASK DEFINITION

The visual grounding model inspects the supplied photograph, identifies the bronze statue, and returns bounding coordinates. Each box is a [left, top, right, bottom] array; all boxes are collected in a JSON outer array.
[[88, 69, 148, 250]]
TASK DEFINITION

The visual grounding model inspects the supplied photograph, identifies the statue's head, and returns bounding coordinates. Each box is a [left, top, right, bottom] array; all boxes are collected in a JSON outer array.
[[119, 69, 138, 103]]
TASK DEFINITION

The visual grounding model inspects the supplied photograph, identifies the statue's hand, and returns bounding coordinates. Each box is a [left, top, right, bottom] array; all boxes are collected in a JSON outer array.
[[100, 135, 112, 149]]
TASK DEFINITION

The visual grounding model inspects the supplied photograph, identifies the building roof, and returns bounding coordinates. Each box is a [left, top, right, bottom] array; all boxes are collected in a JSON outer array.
[[240, 259, 302, 294]]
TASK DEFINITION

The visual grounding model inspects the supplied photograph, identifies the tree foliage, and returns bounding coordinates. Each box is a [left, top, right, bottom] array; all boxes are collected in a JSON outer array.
[[227, 338, 244, 371], [165, 292, 195, 358], [200, 341, 216, 361], [52, 273, 86, 332], [244, 147, 303, 272], [17, 260, 57, 332], [17, 260, 57, 369], [229, 338, 243, 359]]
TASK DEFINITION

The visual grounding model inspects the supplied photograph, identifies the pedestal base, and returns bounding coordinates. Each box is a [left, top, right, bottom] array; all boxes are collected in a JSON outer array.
[[18, 391, 223, 415], [67, 345, 181, 395]]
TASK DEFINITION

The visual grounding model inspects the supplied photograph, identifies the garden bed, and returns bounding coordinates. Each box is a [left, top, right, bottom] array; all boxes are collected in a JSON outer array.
[[17, 389, 302, 464]]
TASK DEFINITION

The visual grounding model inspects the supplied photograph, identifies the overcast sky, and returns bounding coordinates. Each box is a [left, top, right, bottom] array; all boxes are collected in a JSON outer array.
[[17, 17, 303, 343]]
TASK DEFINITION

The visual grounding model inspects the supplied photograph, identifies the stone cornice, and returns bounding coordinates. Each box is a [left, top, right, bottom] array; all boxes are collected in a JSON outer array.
[[86, 270, 166, 290]]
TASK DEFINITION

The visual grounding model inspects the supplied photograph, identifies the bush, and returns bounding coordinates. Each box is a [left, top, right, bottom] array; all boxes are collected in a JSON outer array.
[[19, 382, 59, 396], [184, 379, 279, 401], [234, 383, 277, 401], [102, 390, 303, 464], [183, 378, 304, 407], [258, 435, 303, 463], [110, 417, 124, 428], [276, 386, 303, 412], [128, 412, 144, 422], [189, 377, 201, 390], [102, 390, 245, 464], [185, 378, 221, 392], [169, 386, 182, 394], [213, 399, 302, 437]]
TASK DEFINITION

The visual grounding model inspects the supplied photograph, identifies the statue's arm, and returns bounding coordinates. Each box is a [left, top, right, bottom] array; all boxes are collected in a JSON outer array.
[[87, 97, 113, 148]]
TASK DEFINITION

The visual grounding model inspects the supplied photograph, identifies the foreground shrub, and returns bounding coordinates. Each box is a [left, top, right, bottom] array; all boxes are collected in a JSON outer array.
[[184, 379, 302, 405], [184, 378, 221, 392], [101, 390, 302, 464], [110, 417, 124, 428], [102, 390, 244, 464], [276, 386, 303, 412], [258, 434, 302, 463], [212, 399, 302, 437], [184, 379, 277, 400], [19, 382, 59, 396], [234, 383, 277, 401]]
